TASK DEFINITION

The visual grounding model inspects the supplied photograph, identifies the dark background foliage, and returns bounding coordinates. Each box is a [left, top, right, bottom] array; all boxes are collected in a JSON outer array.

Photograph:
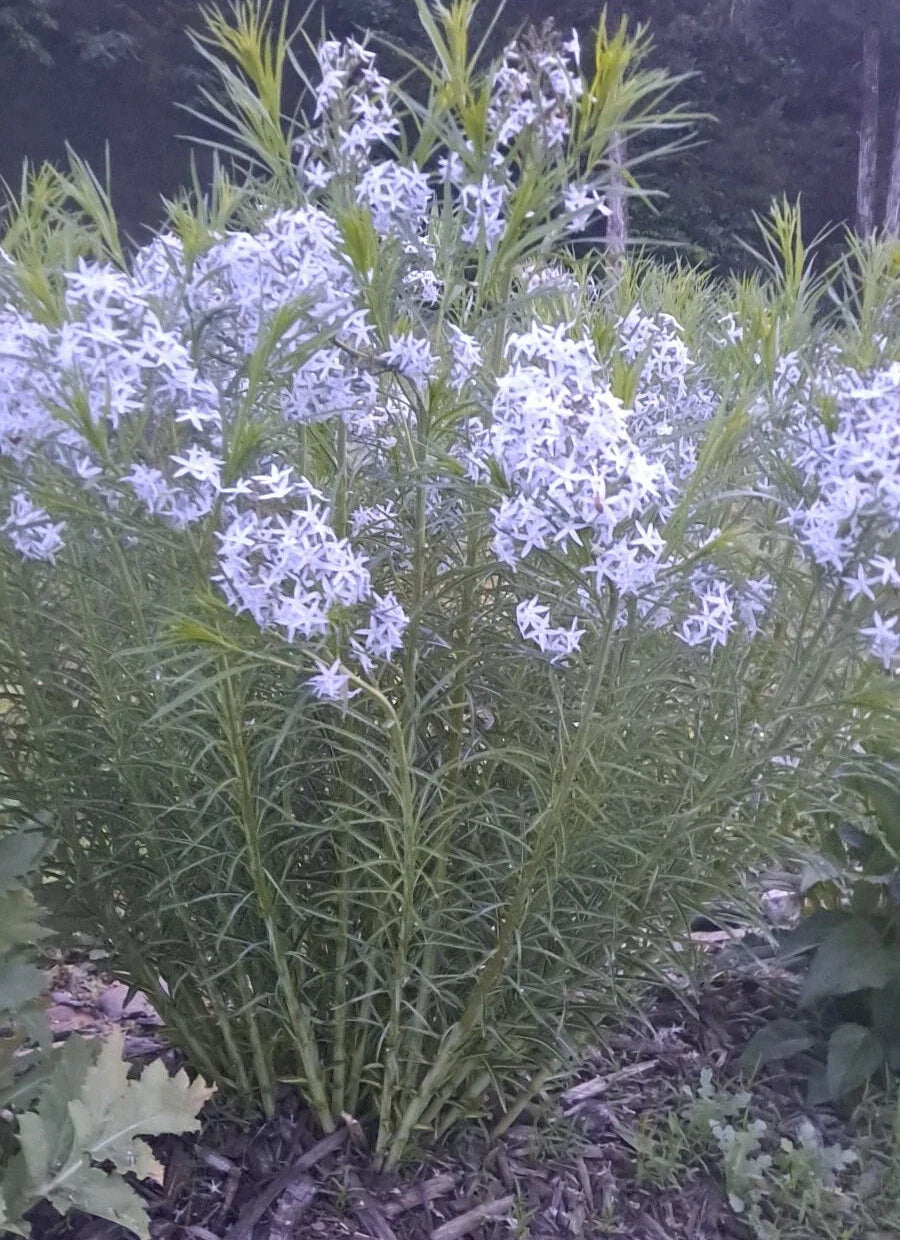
[[1, 0, 898, 267]]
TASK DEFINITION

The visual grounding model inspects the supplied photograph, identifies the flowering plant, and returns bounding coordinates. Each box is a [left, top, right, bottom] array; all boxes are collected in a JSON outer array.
[[0, 2, 896, 1165]]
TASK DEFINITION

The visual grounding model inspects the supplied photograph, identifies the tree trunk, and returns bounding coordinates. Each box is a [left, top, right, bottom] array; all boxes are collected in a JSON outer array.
[[855, 5, 880, 236], [606, 131, 628, 261], [885, 94, 900, 236]]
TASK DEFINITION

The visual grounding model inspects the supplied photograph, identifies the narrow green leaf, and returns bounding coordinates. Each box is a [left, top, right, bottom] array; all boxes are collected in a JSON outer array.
[[167, 617, 238, 650]]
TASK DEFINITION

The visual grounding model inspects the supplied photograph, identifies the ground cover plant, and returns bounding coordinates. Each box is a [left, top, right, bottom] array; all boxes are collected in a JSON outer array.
[[743, 736, 900, 1105], [557, 977, 900, 1240], [0, 825, 213, 1238], [0, 0, 897, 1179]]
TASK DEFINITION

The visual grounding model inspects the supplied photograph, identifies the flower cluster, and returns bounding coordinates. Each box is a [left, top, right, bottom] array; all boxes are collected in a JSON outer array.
[[679, 569, 774, 652], [462, 320, 718, 655], [618, 308, 717, 482], [0, 201, 411, 696], [356, 162, 432, 240], [784, 361, 899, 670], [214, 473, 371, 640], [480, 324, 674, 593], [189, 207, 365, 359], [488, 31, 583, 151], [214, 469, 409, 686], [563, 181, 610, 233], [2, 493, 65, 563], [302, 38, 398, 171], [516, 596, 585, 660], [1, 24, 896, 692]]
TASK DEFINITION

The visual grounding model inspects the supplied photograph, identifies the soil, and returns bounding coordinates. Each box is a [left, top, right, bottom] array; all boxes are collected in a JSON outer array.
[[22, 932, 898, 1240]]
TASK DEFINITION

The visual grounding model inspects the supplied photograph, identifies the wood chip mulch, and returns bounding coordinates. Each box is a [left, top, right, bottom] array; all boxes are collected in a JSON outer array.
[[22, 941, 896, 1240]]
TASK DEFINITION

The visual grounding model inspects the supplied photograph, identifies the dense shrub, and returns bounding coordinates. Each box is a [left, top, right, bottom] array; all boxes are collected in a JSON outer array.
[[0, 0, 897, 1165]]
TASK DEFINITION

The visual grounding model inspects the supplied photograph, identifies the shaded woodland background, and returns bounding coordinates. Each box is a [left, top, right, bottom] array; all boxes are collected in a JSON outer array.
[[1, 0, 899, 267]]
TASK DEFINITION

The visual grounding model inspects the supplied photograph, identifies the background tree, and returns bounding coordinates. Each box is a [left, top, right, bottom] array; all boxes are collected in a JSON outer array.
[[887, 96, 900, 234], [856, 0, 882, 235], [0, 0, 55, 63], [1, 0, 899, 263]]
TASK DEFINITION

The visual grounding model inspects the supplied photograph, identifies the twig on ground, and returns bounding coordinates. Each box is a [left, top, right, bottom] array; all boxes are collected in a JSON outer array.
[[223, 1128, 348, 1240], [561, 1060, 659, 1109], [266, 1175, 317, 1240], [347, 1172, 400, 1240], [383, 1173, 457, 1219], [431, 1195, 516, 1240]]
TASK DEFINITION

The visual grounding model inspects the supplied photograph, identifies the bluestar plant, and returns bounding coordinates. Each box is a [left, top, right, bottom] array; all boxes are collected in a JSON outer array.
[[0, 0, 896, 1167]]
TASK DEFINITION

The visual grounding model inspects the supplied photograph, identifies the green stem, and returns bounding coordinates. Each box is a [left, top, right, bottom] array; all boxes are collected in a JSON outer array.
[[490, 1063, 559, 1140], [400, 520, 480, 1098], [199, 971, 254, 1097], [327, 422, 354, 1117], [330, 821, 352, 1117], [334, 417, 348, 537], [236, 972, 277, 1116], [373, 394, 431, 1151], [345, 954, 378, 1118], [122, 952, 224, 1089], [383, 590, 619, 1168], [63, 565, 245, 1093], [373, 703, 421, 1159], [766, 581, 848, 752], [401, 395, 429, 738], [217, 670, 334, 1130]]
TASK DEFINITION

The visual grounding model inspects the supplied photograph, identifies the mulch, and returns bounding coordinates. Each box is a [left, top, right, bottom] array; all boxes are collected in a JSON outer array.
[[22, 934, 895, 1240]]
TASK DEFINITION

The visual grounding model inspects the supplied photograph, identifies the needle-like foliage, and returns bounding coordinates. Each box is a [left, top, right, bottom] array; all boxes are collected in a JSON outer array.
[[0, 1, 897, 1168]]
